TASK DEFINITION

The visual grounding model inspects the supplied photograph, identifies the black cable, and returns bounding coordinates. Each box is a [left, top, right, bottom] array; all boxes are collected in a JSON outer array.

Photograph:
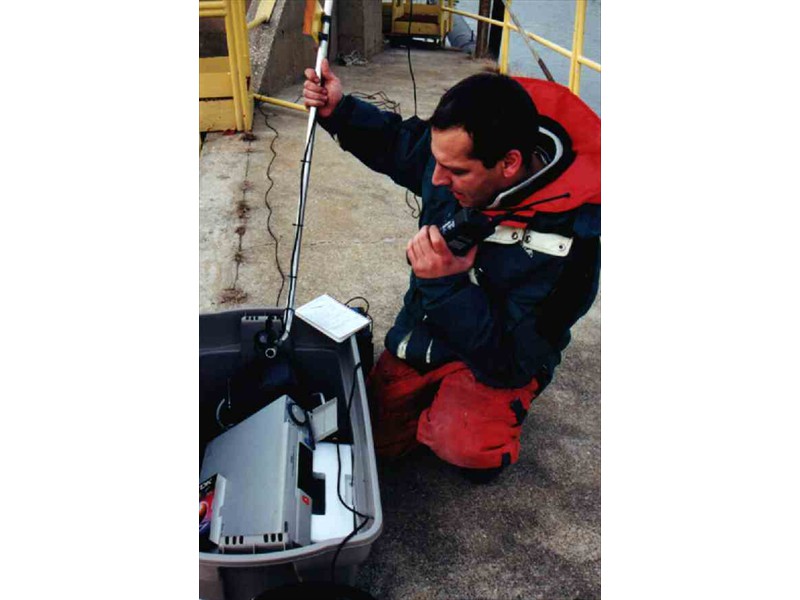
[[285, 129, 317, 323], [351, 91, 401, 115], [406, 1, 418, 116], [404, 3, 421, 218], [344, 296, 370, 315], [330, 516, 370, 584], [404, 189, 421, 219], [287, 400, 316, 451], [335, 445, 367, 522], [330, 362, 373, 584], [337, 362, 368, 515], [494, 192, 571, 216], [256, 102, 287, 306]]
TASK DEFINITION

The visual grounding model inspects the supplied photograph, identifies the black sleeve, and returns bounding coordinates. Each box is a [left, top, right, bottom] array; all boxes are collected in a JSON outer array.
[[319, 95, 431, 196]]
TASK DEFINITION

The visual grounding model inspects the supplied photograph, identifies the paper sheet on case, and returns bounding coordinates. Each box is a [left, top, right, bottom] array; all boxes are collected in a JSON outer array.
[[296, 294, 370, 342]]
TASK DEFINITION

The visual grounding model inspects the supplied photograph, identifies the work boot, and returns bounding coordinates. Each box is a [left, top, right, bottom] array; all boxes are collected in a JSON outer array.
[[458, 466, 505, 484]]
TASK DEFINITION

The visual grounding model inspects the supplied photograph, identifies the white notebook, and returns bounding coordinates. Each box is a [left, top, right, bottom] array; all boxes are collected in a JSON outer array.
[[295, 294, 370, 343]]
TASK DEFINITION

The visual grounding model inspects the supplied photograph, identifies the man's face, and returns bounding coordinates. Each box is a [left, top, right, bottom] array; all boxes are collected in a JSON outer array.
[[430, 127, 505, 209]]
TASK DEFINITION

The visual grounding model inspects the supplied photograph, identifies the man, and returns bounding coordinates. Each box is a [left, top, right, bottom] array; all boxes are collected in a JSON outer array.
[[303, 59, 600, 482]]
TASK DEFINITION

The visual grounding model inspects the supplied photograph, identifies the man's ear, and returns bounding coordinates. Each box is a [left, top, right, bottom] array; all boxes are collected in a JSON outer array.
[[501, 149, 524, 178]]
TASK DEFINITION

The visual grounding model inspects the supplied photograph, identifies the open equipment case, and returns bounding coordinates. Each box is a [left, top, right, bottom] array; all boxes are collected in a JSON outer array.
[[199, 309, 383, 600], [200, 4, 383, 597]]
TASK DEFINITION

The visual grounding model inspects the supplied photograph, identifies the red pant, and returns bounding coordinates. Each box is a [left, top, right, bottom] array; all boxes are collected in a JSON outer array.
[[367, 351, 541, 469]]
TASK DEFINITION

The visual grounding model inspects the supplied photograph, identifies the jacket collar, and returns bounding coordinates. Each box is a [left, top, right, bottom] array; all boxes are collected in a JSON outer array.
[[482, 78, 601, 224], [486, 116, 574, 210]]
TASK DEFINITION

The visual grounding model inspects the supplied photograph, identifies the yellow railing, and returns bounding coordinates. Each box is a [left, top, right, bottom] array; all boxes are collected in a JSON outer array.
[[441, 0, 600, 97], [199, 0, 600, 130], [253, 94, 308, 113], [199, 0, 253, 132]]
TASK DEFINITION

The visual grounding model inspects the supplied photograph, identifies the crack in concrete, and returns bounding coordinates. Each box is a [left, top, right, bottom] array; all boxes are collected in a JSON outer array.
[[219, 136, 254, 305]]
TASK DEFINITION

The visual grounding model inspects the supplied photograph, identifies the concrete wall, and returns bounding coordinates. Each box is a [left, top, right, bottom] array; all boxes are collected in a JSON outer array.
[[247, 0, 323, 96], [247, 0, 383, 96], [199, 1, 384, 97], [337, 0, 384, 60]]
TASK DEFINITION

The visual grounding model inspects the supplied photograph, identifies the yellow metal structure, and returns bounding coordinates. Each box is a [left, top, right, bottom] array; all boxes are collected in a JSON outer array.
[[383, 0, 404, 32], [247, 0, 277, 30], [568, 0, 587, 95], [499, 0, 512, 75], [198, 0, 598, 132], [199, 0, 253, 133], [305, 0, 325, 45], [441, 0, 600, 97], [383, 0, 455, 44], [253, 93, 308, 113]]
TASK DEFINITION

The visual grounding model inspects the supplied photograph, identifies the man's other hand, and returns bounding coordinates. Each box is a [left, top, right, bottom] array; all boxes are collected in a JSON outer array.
[[407, 225, 478, 279], [303, 58, 343, 119]]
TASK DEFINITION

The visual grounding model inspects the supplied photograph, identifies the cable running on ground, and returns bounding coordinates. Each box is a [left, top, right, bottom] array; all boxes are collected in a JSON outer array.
[[257, 102, 287, 306]]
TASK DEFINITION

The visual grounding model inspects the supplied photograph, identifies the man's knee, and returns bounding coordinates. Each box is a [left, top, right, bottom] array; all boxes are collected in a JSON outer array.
[[416, 369, 539, 469], [367, 351, 434, 459], [418, 411, 520, 469]]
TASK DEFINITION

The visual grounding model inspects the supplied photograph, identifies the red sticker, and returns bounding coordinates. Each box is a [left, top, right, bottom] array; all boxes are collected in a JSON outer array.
[[302, 495, 310, 505]]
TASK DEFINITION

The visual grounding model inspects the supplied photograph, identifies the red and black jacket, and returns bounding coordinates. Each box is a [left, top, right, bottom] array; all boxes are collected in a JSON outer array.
[[320, 79, 600, 388]]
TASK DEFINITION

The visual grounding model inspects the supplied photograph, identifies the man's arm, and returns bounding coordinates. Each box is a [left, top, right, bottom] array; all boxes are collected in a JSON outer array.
[[418, 269, 565, 388], [408, 225, 595, 388], [303, 59, 430, 196]]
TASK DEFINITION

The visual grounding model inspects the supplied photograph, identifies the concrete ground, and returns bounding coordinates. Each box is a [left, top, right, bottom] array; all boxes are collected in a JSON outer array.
[[200, 47, 600, 599]]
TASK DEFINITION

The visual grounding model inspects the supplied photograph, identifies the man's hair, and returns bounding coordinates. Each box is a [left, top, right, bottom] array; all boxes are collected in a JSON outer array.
[[429, 72, 539, 169]]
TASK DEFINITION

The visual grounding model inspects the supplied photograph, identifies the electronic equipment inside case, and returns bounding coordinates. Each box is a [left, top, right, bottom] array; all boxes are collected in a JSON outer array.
[[200, 396, 316, 553]]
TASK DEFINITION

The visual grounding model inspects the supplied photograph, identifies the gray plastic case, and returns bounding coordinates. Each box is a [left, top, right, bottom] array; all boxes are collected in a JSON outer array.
[[199, 309, 383, 600]]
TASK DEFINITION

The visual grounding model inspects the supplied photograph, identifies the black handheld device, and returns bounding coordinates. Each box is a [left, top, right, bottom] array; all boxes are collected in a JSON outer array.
[[439, 208, 497, 256], [439, 193, 572, 256], [406, 193, 571, 263]]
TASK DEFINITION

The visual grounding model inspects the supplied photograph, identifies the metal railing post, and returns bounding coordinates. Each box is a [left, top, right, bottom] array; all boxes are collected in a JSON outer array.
[[569, 0, 587, 95], [440, 0, 453, 45], [438, 0, 444, 45], [253, 93, 308, 113], [439, 1, 600, 96], [231, 0, 253, 130], [499, 0, 511, 74], [222, 0, 244, 131], [474, 0, 491, 58]]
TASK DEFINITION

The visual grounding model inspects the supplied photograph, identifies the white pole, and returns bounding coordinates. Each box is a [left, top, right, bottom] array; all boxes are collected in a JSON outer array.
[[280, 0, 335, 345]]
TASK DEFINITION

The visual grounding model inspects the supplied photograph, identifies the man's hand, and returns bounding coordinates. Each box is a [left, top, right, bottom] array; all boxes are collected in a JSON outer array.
[[302, 58, 343, 119], [407, 225, 478, 279]]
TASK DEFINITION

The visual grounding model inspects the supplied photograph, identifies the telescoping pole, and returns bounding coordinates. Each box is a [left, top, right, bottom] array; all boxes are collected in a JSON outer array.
[[279, 0, 335, 345]]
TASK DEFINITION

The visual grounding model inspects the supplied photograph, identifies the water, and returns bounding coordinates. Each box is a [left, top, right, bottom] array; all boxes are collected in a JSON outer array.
[[454, 0, 601, 115]]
